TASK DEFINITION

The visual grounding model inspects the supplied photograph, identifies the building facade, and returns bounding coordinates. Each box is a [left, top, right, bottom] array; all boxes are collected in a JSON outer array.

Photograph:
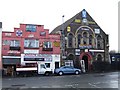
[[110, 53, 120, 70], [2, 24, 60, 76], [51, 9, 109, 72]]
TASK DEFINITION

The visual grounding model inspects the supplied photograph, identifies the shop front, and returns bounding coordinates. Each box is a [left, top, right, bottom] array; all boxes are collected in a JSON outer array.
[[2, 56, 21, 76]]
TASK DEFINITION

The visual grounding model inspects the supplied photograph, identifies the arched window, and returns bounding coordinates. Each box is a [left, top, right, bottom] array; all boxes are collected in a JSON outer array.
[[83, 32, 88, 45], [89, 35, 93, 45], [68, 33, 73, 47], [77, 34, 81, 48], [97, 35, 103, 49], [65, 54, 74, 66]]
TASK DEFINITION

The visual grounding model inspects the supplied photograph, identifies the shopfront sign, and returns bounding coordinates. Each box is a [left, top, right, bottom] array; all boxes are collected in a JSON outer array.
[[24, 50, 39, 54], [24, 54, 52, 61], [7, 50, 20, 54]]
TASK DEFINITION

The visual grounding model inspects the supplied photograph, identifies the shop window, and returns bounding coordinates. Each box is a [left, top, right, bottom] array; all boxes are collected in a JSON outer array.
[[26, 25, 36, 32], [24, 39, 39, 48], [3, 40, 11, 45], [10, 40, 20, 47]]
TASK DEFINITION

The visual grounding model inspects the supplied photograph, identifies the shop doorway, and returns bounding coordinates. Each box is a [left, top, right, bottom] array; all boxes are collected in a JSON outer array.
[[55, 62, 59, 69], [82, 55, 88, 71]]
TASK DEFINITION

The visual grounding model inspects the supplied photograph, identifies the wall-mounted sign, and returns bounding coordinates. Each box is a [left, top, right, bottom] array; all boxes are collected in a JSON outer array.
[[75, 19, 81, 23], [94, 29, 100, 34], [65, 60, 73, 67], [85, 49, 88, 52], [53, 41, 60, 47], [88, 21, 96, 24], [5, 33, 12, 36], [7, 50, 20, 54], [67, 26, 71, 32], [81, 27, 89, 31], [16, 30, 22, 36], [28, 34, 34, 38], [40, 31, 46, 36], [82, 18, 88, 23], [79, 45, 92, 49], [82, 9, 87, 18], [75, 49, 80, 55]]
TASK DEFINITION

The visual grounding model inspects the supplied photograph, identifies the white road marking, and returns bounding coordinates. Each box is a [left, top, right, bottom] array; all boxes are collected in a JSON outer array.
[[88, 83, 100, 88]]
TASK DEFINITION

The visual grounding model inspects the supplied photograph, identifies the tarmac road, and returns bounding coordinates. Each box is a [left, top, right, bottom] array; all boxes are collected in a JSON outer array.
[[2, 71, 119, 89]]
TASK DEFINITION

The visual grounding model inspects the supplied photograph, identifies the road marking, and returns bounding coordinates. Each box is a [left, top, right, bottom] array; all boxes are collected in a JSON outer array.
[[51, 85, 61, 88], [65, 84, 73, 87], [88, 83, 100, 88]]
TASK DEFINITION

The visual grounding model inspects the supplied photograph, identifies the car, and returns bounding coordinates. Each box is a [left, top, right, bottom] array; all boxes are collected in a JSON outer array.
[[54, 66, 81, 75]]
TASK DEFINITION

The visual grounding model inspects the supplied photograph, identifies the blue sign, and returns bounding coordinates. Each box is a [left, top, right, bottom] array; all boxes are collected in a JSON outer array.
[[82, 9, 87, 18], [79, 45, 92, 49]]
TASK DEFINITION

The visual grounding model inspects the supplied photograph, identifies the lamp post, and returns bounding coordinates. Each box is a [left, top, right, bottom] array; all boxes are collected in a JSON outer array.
[[60, 15, 66, 66], [0, 22, 2, 71]]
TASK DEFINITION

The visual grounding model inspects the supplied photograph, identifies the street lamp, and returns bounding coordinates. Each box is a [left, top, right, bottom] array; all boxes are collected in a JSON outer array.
[[60, 15, 66, 66]]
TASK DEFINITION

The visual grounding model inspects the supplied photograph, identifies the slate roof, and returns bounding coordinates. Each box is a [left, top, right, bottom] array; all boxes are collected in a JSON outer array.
[[50, 9, 107, 35]]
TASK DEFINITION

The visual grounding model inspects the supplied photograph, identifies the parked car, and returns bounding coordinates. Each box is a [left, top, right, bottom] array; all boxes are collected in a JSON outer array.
[[54, 66, 81, 75]]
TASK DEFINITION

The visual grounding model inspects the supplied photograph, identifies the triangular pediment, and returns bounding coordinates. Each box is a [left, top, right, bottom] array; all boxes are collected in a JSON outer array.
[[50, 9, 106, 35]]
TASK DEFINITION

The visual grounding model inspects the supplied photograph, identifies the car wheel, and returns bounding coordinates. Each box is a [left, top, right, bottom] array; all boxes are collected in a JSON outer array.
[[45, 72, 49, 76], [75, 71, 79, 75], [59, 71, 63, 76]]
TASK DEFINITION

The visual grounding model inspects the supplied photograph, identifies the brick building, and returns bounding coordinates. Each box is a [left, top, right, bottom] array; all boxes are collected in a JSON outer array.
[[2, 24, 60, 76], [51, 9, 109, 72]]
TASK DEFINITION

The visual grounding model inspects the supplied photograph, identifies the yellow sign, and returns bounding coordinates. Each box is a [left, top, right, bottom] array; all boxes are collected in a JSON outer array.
[[75, 19, 81, 23], [88, 21, 96, 24], [67, 26, 71, 32], [53, 41, 60, 47]]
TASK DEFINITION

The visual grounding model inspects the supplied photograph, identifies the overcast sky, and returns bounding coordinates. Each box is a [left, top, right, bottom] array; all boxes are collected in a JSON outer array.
[[0, 0, 119, 51]]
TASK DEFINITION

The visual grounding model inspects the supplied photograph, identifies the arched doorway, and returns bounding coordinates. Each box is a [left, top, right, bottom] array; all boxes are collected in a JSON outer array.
[[82, 55, 88, 71], [80, 52, 92, 72]]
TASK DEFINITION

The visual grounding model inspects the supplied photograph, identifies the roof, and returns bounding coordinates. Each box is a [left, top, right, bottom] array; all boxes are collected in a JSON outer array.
[[50, 9, 107, 35]]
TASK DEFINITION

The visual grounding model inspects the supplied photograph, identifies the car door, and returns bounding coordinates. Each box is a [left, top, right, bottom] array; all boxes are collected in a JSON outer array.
[[38, 64, 46, 74], [64, 66, 74, 74], [67, 67, 74, 73]]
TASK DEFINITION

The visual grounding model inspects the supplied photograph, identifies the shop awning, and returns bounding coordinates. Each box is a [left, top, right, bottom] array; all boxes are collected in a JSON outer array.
[[2, 58, 21, 65]]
